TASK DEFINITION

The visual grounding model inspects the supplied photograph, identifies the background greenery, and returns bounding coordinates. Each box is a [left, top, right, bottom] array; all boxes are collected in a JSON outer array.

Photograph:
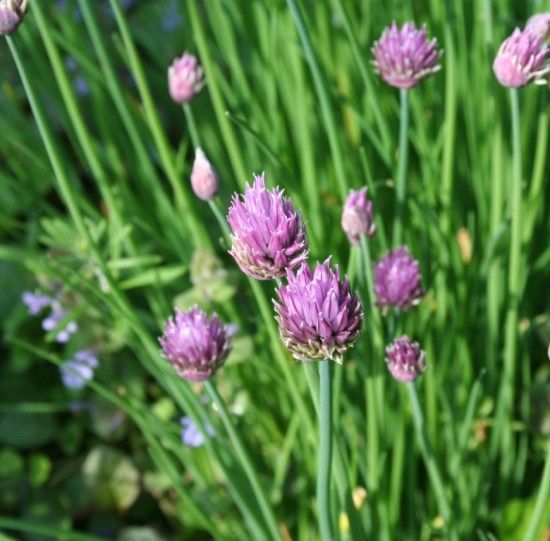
[[0, 0, 549, 539]]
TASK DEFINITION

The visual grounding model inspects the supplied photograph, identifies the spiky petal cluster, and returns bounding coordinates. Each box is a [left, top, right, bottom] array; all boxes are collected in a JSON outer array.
[[372, 21, 442, 89], [386, 336, 426, 382], [526, 13, 550, 41], [493, 28, 549, 87], [168, 52, 204, 103], [274, 259, 363, 364], [227, 174, 309, 280], [159, 306, 232, 382], [341, 188, 376, 245], [191, 148, 219, 201], [374, 246, 424, 311], [0, 0, 28, 35]]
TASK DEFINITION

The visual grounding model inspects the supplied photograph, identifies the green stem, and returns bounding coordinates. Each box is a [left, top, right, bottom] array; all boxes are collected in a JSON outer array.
[[393, 89, 409, 247], [187, 0, 248, 186], [524, 447, 550, 541], [204, 381, 282, 541], [407, 383, 455, 539], [317, 360, 334, 541], [0, 517, 105, 541], [209, 199, 231, 239], [286, 0, 348, 200], [497, 89, 522, 469], [183, 103, 201, 149], [108, 0, 209, 248], [358, 237, 383, 493]]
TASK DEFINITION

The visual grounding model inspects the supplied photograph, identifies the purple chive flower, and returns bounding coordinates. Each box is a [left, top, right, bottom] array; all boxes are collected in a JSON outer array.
[[227, 174, 309, 280], [22, 291, 52, 315], [168, 52, 204, 104], [274, 259, 363, 364], [42, 306, 79, 343], [60, 350, 99, 390], [0, 0, 28, 35], [191, 148, 219, 201], [341, 188, 376, 245], [180, 416, 214, 447], [526, 13, 550, 41], [385, 336, 426, 382], [374, 246, 424, 311], [493, 28, 549, 88], [159, 306, 233, 382], [372, 21, 442, 89]]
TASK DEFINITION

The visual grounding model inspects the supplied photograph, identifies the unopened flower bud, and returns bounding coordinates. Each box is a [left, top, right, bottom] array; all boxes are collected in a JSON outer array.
[[0, 0, 28, 35], [341, 188, 375, 245], [386, 336, 426, 382], [191, 148, 219, 201]]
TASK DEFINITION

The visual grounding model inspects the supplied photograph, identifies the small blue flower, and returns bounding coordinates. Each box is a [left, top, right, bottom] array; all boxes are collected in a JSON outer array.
[[22, 291, 52, 315], [180, 416, 214, 447], [60, 350, 99, 390], [73, 75, 89, 97], [42, 307, 78, 343]]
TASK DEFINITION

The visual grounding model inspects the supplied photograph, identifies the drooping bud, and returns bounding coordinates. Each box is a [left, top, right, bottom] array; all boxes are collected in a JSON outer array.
[[191, 148, 219, 201]]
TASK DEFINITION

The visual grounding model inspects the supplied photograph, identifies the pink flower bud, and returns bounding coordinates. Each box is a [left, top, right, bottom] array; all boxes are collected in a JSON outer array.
[[191, 148, 219, 201], [0, 0, 28, 35]]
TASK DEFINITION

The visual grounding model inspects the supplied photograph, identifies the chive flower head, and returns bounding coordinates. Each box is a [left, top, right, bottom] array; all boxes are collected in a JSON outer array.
[[227, 174, 308, 280], [274, 259, 363, 364], [372, 21, 442, 89], [493, 27, 549, 87], [386, 336, 426, 382], [160, 306, 232, 382], [374, 246, 424, 311], [168, 52, 204, 103]]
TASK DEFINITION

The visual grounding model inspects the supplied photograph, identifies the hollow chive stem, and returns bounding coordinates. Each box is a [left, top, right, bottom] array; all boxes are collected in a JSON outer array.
[[183, 102, 201, 149], [317, 360, 334, 541], [359, 236, 382, 493], [524, 446, 550, 541], [407, 383, 455, 540], [393, 88, 410, 247], [495, 88, 522, 470], [204, 381, 282, 541]]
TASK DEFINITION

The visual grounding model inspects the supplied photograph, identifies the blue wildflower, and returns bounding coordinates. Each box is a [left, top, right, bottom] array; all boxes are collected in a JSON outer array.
[[60, 350, 99, 390], [180, 416, 214, 447]]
